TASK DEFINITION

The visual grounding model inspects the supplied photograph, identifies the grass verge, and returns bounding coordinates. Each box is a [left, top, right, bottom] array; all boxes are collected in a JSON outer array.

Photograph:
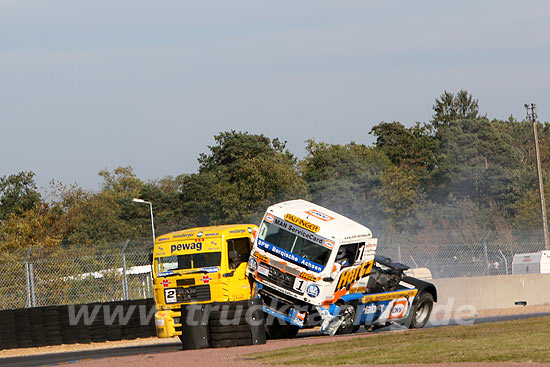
[[247, 316, 550, 365]]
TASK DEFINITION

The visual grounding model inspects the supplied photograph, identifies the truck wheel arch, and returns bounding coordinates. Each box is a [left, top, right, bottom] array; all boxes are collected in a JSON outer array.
[[402, 276, 437, 303]]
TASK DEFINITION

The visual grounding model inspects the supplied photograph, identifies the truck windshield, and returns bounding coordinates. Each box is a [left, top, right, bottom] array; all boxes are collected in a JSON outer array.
[[259, 221, 331, 268], [158, 252, 221, 272]]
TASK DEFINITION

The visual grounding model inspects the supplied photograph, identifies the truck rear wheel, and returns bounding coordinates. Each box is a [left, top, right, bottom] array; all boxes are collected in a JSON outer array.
[[409, 292, 434, 329], [336, 304, 359, 334]]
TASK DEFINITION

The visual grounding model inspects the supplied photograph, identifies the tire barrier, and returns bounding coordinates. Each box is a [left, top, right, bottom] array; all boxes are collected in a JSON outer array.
[[179, 298, 266, 350], [0, 298, 157, 350]]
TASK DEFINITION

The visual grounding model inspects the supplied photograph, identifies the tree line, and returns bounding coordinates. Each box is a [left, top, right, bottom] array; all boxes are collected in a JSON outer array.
[[2, 90, 550, 260]]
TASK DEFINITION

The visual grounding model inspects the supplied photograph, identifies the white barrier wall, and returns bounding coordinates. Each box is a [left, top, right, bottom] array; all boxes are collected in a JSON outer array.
[[431, 273, 550, 311]]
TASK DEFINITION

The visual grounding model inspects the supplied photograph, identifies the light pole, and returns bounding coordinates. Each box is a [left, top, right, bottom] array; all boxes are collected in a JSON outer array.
[[132, 198, 156, 246], [525, 104, 549, 250]]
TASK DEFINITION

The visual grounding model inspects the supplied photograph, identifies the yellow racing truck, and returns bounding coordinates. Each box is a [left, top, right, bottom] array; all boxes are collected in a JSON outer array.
[[152, 224, 265, 349]]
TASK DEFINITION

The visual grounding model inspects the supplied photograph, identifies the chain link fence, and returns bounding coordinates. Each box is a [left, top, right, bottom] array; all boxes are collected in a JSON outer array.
[[0, 239, 546, 310], [0, 244, 154, 311], [378, 240, 546, 279]]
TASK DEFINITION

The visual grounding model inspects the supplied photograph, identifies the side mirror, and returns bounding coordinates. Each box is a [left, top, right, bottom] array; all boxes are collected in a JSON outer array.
[[148, 253, 153, 264]]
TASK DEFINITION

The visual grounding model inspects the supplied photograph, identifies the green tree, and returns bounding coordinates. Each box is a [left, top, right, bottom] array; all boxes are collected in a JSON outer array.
[[300, 140, 390, 230], [431, 118, 526, 210], [181, 131, 307, 224], [0, 171, 41, 219], [370, 121, 438, 181], [432, 90, 479, 128]]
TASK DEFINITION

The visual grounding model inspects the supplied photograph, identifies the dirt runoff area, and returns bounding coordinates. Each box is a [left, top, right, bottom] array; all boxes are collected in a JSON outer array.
[[2, 304, 550, 367]]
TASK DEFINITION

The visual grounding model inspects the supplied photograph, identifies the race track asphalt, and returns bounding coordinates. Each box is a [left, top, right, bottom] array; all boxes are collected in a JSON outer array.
[[3, 311, 550, 367]]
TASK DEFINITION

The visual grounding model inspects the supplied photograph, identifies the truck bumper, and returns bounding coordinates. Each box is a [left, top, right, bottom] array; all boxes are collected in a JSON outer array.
[[154, 309, 182, 338], [262, 305, 306, 328]]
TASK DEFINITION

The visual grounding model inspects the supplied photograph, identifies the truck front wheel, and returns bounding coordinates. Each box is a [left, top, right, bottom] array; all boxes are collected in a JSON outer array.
[[409, 292, 434, 329], [265, 318, 299, 339]]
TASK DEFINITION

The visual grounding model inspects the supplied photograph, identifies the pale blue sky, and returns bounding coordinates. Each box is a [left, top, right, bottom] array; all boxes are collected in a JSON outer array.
[[1, 0, 549, 190]]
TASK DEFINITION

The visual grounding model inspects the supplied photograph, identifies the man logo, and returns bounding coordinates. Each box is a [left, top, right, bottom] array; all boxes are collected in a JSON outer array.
[[306, 209, 334, 221]]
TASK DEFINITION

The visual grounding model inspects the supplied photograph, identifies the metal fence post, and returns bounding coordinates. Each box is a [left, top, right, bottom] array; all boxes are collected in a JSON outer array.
[[29, 262, 36, 307], [122, 240, 129, 300], [24, 246, 32, 308]]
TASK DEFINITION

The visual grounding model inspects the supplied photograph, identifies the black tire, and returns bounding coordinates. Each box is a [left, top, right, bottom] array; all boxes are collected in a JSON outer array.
[[265, 319, 299, 339], [409, 292, 434, 329], [208, 309, 245, 321], [336, 304, 359, 334], [209, 325, 251, 334], [209, 331, 251, 341], [210, 338, 252, 348], [210, 300, 249, 311], [208, 316, 247, 327]]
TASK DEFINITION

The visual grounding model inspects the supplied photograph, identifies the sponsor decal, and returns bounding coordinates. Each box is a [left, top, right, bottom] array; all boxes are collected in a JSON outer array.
[[199, 266, 220, 273], [248, 258, 258, 272], [324, 240, 335, 249], [307, 284, 320, 298], [399, 281, 415, 289], [299, 272, 318, 282], [349, 286, 367, 294], [343, 233, 369, 240], [201, 275, 212, 284], [253, 251, 269, 264], [390, 300, 407, 319], [265, 214, 274, 223], [229, 228, 246, 234], [258, 264, 270, 276], [306, 209, 334, 222], [361, 289, 418, 303], [173, 233, 195, 239], [336, 260, 374, 290], [161, 279, 171, 288], [205, 232, 219, 237], [170, 239, 204, 253], [158, 237, 170, 242], [363, 304, 377, 314], [197, 231, 203, 237], [273, 216, 325, 245], [157, 271, 175, 277], [257, 238, 324, 273], [284, 213, 320, 233]]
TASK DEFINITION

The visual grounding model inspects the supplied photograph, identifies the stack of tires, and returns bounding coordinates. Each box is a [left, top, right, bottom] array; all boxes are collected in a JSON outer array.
[[0, 309, 17, 350], [0, 298, 158, 349], [178, 299, 266, 349], [121, 300, 138, 340], [43, 306, 63, 346], [60, 304, 92, 344], [14, 309, 33, 348], [208, 300, 255, 348], [147, 298, 157, 337], [27, 308, 47, 347], [135, 299, 153, 339], [104, 301, 122, 341], [88, 303, 107, 343]]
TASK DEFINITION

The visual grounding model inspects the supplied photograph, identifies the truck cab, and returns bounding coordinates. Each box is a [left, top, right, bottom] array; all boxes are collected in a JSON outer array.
[[153, 224, 257, 339], [247, 200, 436, 337]]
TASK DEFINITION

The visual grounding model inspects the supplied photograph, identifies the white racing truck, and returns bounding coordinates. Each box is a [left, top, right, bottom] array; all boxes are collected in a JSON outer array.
[[246, 199, 437, 337]]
